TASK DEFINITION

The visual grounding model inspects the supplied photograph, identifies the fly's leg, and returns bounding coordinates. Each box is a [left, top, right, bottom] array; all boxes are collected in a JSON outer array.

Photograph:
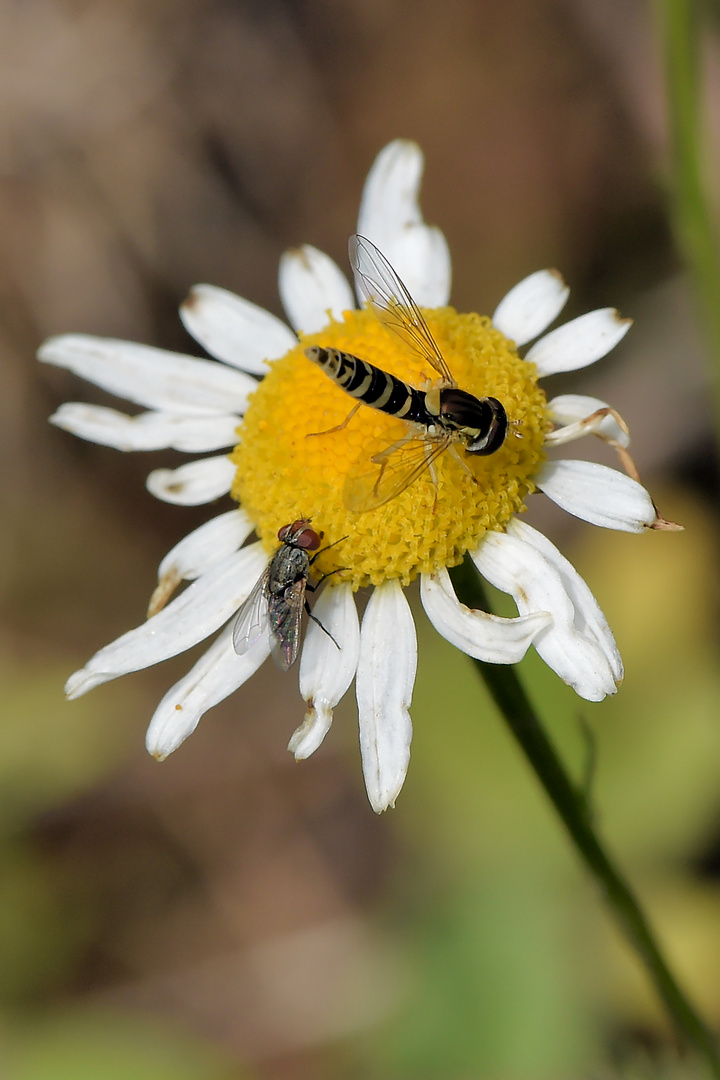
[[307, 403, 362, 438], [303, 598, 341, 650], [309, 535, 349, 565], [303, 547, 349, 652]]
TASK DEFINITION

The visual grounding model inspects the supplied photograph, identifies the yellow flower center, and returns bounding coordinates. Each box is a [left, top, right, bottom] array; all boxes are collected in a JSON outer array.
[[231, 307, 548, 588]]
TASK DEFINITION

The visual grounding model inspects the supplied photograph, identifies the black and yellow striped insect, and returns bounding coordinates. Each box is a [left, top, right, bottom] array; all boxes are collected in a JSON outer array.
[[305, 235, 508, 512]]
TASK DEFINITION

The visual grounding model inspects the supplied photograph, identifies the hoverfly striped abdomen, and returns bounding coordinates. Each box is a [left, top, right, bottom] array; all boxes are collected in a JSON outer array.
[[305, 346, 430, 425]]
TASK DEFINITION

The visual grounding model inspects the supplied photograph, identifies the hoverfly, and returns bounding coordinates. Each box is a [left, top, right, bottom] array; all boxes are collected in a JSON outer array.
[[304, 234, 508, 511], [232, 519, 343, 670]]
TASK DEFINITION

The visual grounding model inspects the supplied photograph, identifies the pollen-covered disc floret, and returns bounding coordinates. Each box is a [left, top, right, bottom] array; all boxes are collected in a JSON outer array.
[[232, 306, 548, 588]]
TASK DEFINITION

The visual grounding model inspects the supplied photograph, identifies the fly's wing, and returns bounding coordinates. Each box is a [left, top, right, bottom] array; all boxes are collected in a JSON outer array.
[[343, 431, 451, 512], [232, 568, 270, 655], [349, 234, 454, 385], [268, 580, 305, 670]]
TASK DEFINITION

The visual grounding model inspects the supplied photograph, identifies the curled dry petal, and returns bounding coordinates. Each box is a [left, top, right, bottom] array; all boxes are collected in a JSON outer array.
[[473, 530, 619, 701], [420, 567, 551, 661]]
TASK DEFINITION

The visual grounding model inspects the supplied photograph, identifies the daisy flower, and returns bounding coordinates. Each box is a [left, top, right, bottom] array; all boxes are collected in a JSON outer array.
[[39, 140, 675, 813]]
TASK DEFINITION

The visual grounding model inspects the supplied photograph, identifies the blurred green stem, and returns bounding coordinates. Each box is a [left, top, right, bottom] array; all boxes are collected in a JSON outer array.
[[660, 0, 720, 432], [450, 558, 720, 1077]]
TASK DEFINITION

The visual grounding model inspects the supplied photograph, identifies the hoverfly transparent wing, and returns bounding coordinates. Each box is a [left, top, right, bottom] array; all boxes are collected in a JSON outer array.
[[343, 429, 452, 512], [268, 580, 306, 670], [349, 234, 455, 386], [232, 567, 270, 655]]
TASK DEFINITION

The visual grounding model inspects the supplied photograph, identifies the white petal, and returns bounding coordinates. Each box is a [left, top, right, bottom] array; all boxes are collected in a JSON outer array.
[[526, 309, 632, 376], [180, 285, 296, 375], [545, 394, 630, 448], [149, 508, 255, 615], [473, 530, 618, 700], [290, 584, 360, 759], [38, 335, 256, 415], [492, 269, 569, 346], [356, 139, 451, 307], [420, 567, 551, 661], [146, 455, 235, 505], [146, 622, 271, 760], [278, 246, 355, 334], [157, 508, 254, 583], [506, 518, 623, 683], [536, 460, 656, 532], [50, 403, 240, 452], [65, 542, 268, 698], [356, 580, 416, 813]]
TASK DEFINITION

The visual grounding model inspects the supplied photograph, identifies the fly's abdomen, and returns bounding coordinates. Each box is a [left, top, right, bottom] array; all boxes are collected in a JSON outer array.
[[305, 346, 429, 424]]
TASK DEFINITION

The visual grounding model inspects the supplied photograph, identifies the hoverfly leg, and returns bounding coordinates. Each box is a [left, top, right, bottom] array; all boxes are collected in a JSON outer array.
[[448, 442, 476, 480], [369, 430, 416, 500], [426, 446, 440, 513], [307, 402, 362, 438]]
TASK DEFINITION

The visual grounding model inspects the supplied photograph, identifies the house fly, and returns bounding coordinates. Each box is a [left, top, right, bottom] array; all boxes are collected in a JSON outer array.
[[232, 519, 342, 670]]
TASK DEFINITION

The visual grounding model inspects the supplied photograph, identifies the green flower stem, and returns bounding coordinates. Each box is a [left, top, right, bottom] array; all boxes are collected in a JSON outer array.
[[660, 0, 720, 434], [450, 558, 720, 1076]]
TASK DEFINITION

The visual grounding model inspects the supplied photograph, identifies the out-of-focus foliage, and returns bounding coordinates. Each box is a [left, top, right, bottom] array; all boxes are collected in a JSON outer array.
[[6, 1009, 233, 1080]]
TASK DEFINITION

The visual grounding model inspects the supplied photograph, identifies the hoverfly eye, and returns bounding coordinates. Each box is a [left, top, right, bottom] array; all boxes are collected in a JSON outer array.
[[467, 398, 508, 456]]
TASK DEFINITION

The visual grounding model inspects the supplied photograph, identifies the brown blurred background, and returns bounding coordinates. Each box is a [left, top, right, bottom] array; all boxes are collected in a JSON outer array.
[[2, 1, 720, 1077]]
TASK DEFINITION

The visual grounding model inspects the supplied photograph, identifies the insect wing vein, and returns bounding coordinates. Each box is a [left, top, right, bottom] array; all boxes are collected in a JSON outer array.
[[232, 568, 270, 655], [349, 235, 454, 385], [268, 579, 305, 670], [343, 432, 452, 512]]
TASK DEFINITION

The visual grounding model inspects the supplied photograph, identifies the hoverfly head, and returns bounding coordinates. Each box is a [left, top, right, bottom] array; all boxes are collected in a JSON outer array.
[[463, 397, 508, 456]]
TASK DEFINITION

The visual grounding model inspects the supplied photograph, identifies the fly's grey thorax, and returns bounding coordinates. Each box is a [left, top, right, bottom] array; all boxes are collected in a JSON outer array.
[[268, 546, 310, 596]]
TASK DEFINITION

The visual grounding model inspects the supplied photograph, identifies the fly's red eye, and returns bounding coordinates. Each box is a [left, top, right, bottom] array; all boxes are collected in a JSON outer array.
[[296, 528, 321, 550], [277, 524, 292, 541]]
